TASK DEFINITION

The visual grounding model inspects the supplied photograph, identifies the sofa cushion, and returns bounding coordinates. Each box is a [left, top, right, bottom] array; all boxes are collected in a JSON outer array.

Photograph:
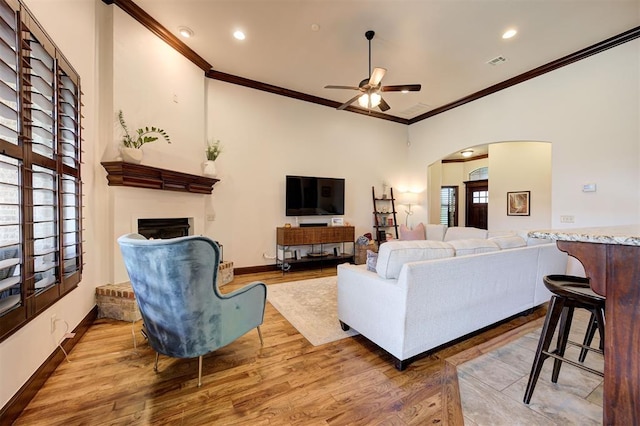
[[366, 250, 378, 272], [444, 226, 488, 241], [399, 223, 426, 240], [448, 239, 500, 256], [376, 240, 455, 279], [488, 235, 527, 249], [425, 224, 447, 241]]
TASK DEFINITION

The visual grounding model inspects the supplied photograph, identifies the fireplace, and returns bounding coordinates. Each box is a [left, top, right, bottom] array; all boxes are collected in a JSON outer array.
[[137, 218, 191, 239]]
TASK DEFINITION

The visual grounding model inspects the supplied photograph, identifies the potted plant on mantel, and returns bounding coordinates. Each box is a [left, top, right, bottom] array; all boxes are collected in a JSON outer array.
[[202, 139, 222, 177], [117, 110, 171, 164]]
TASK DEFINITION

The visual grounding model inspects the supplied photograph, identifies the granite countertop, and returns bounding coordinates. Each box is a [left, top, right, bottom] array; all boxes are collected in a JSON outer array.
[[528, 224, 640, 246]]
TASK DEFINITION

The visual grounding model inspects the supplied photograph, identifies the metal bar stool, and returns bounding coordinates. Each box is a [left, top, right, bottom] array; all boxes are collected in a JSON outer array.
[[523, 274, 605, 404]]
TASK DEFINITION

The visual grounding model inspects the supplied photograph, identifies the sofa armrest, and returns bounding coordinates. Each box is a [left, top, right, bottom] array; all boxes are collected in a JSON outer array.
[[337, 264, 408, 358]]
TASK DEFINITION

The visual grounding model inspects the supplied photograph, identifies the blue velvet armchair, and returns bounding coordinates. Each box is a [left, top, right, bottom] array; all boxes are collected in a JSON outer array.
[[117, 233, 267, 386]]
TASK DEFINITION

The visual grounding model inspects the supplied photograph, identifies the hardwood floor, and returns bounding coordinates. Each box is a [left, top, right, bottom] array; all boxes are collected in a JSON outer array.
[[14, 267, 545, 425]]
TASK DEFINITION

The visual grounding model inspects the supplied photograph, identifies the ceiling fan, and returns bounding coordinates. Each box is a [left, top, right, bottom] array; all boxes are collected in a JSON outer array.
[[325, 30, 421, 112]]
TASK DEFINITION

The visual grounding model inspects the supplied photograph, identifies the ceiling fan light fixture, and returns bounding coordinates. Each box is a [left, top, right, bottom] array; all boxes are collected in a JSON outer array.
[[370, 92, 381, 108], [358, 92, 381, 109], [358, 93, 369, 108], [327, 30, 420, 112]]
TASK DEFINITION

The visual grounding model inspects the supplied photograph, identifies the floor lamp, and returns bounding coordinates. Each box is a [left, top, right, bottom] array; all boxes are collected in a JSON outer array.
[[400, 192, 419, 227]]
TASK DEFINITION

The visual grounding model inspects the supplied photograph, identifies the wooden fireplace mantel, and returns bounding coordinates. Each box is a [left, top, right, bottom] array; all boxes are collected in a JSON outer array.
[[101, 161, 219, 194]]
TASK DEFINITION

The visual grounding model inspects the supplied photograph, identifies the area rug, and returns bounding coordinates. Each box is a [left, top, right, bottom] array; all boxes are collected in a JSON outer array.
[[267, 276, 358, 346]]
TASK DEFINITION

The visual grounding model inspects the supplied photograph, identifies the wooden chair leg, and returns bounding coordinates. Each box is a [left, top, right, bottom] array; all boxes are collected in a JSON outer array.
[[579, 312, 598, 362], [257, 326, 264, 346], [552, 306, 574, 383], [524, 295, 564, 404]]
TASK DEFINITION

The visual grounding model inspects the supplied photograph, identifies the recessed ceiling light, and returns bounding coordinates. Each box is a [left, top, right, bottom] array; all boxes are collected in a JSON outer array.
[[311, 23, 320, 32], [178, 26, 193, 38], [502, 29, 517, 39], [401, 90, 409, 94], [233, 30, 246, 41]]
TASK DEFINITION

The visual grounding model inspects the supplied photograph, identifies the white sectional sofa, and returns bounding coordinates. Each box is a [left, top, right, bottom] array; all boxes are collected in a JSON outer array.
[[337, 226, 568, 370]]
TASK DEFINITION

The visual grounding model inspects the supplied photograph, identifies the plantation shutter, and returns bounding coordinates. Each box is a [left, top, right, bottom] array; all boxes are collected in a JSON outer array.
[[0, 0, 23, 326], [0, 0, 82, 340]]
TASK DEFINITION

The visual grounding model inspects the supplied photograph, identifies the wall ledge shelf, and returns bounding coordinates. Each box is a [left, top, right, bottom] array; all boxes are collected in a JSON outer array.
[[101, 161, 219, 194]]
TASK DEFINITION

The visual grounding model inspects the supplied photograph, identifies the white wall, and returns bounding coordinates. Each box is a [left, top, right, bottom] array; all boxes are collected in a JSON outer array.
[[0, 0, 100, 409], [488, 142, 551, 230], [205, 80, 407, 266], [110, 9, 206, 174], [408, 40, 640, 229], [107, 8, 210, 283]]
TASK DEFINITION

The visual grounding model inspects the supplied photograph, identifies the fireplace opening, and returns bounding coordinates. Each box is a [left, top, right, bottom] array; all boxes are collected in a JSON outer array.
[[138, 218, 191, 240]]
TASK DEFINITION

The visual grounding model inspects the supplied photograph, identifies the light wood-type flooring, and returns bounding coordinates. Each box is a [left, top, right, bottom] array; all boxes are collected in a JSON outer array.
[[14, 267, 546, 425]]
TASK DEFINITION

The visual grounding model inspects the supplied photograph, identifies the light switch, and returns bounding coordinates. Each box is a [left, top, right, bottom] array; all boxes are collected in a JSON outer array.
[[582, 183, 597, 192], [560, 215, 575, 223]]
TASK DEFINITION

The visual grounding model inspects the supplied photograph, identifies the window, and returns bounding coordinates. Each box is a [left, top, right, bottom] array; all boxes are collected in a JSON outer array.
[[0, 0, 82, 342], [469, 167, 488, 181], [440, 186, 458, 227], [473, 190, 489, 204]]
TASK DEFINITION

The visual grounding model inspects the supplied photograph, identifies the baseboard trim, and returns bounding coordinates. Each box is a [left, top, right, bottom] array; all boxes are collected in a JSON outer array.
[[234, 264, 279, 275], [0, 305, 98, 424]]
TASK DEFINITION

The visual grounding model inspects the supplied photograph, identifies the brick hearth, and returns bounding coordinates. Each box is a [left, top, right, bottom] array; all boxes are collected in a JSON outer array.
[[96, 261, 234, 321]]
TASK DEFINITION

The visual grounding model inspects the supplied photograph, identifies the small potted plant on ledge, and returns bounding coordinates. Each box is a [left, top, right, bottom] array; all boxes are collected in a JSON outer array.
[[203, 139, 222, 177], [118, 110, 171, 164]]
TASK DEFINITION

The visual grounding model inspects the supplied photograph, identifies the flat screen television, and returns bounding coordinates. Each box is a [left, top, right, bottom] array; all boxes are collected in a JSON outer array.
[[286, 175, 345, 216]]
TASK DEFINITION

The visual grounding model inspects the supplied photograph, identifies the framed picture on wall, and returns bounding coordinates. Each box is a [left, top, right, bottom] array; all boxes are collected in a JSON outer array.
[[507, 191, 530, 216], [331, 217, 344, 226]]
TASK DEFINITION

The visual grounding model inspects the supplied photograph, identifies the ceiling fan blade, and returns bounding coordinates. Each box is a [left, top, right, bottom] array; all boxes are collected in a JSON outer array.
[[381, 84, 421, 92], [325, 85, 361, 90], [378, 97, 390, 112], [337, 93, 362, 110], [369, 67, 386, 87]]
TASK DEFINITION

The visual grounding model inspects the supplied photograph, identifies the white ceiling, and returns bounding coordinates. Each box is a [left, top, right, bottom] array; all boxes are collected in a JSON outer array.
[[135, 0, 640, 120]]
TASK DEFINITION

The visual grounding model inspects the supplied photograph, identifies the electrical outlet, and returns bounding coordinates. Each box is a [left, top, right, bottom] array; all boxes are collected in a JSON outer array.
[[560, 215, 575, 223], [50, 314, 57, 333]]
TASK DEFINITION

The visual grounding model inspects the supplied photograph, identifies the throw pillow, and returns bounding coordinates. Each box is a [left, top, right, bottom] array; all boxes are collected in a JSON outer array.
[[399, 222, 426, 240], [366, 250, 378, 272]]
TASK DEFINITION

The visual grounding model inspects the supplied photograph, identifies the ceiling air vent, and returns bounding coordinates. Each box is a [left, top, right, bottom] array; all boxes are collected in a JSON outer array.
[[399, 102, 432, 117], [487, 56, 507, 66]]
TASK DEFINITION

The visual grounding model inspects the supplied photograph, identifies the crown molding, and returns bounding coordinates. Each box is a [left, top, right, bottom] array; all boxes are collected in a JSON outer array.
[[442, 154, 489, 163], [206, 70, 409, 124]]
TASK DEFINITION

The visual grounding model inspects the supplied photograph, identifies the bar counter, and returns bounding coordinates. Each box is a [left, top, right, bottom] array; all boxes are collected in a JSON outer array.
[[529, 225, 640, 425]]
